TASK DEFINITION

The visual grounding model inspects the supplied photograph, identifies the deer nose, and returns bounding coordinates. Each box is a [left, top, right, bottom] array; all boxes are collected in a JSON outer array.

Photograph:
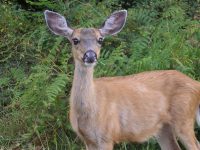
[[82, 50, 97, 64]]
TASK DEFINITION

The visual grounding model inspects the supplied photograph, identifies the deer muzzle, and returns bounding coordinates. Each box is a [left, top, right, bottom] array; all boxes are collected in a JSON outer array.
[[82, 50, 97, 64]]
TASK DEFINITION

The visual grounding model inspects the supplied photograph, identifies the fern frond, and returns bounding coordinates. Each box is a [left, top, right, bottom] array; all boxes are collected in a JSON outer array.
[[46, 74, 68, 103]]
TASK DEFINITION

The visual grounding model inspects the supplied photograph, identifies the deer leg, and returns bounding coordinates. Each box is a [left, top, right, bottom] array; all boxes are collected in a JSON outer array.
[[177, 130, 199, 150], [156, 124, 181, 150], [175, 122, 199, 150]]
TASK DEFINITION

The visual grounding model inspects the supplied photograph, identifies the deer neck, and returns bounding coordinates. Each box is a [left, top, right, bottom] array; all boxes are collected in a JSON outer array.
[[70, 60, 96, 113]]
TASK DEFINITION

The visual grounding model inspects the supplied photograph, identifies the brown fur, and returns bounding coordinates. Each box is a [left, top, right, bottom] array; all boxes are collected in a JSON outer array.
[[69, 28, 200, 150]]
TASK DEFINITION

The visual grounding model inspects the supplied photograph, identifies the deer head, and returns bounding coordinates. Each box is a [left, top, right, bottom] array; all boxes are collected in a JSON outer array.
[[44, 10, 127, 67]]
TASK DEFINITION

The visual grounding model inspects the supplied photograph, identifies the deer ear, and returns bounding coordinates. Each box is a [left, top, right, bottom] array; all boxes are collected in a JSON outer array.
[[99, 10, 127, 36], [44, 10, 73, 39]]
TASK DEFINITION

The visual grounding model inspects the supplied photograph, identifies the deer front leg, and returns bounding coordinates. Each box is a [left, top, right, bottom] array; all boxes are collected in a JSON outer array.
[[156, 124, 181, 150]]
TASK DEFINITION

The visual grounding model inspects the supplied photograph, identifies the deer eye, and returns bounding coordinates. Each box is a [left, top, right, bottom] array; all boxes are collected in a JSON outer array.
[[72, 38, 80, 45], [97, 37, 103, 45]]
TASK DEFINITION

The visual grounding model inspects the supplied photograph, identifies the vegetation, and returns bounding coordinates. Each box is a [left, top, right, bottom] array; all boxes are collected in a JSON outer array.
[[0, 0, 200, 149]]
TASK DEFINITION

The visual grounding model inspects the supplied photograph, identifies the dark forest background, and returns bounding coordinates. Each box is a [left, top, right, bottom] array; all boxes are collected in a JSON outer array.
[[0, 0, 200, 149]]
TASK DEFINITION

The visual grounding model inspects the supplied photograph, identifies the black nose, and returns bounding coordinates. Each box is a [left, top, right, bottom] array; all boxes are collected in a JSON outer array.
[[82, 50, 97, 64]]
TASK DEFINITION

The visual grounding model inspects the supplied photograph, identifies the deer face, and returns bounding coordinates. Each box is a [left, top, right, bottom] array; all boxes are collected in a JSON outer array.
[[44, 10, 127, 67], [70, 28, 102, 67]]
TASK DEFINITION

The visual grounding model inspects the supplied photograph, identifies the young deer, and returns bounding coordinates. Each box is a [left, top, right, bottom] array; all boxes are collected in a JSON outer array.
[[44, 10, 200, 150]]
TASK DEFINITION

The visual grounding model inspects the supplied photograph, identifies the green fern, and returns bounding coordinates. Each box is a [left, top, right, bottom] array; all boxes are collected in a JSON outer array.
[[46, 74, 68, 103]]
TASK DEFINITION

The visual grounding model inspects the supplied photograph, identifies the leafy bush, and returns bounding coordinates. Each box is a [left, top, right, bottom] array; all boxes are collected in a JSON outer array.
[[0, 0, 200, 149]]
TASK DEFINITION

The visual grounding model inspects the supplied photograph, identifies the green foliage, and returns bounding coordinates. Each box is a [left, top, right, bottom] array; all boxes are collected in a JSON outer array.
[[0, 0, 200, 149]]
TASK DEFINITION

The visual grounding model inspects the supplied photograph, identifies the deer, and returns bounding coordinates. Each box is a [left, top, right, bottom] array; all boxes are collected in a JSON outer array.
[[44, 10, 200, 150]]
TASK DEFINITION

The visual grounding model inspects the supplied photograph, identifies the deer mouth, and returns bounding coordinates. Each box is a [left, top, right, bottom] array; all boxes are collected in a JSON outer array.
[[84, 61, 97, 67]]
